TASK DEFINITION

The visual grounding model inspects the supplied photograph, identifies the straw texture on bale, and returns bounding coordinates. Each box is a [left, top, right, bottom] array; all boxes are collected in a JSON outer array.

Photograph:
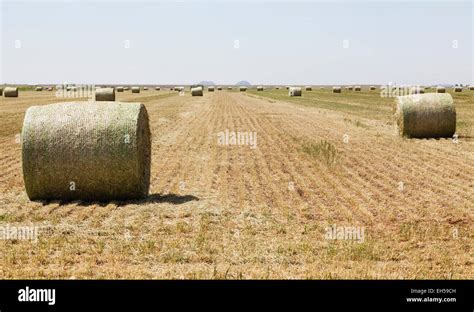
[[132, 87, 140, 93], [95, 88, 116, 101], [4, 87, 19, 97], [191, 87, 203, 96], [257, 86, 263, 91], [394, 93, 456, 138], [454, 87, 462, 92], [22, 101, 151, 201], [332, 86, 341, 93], [239, 86, 247, 91], [436, 86, 446, 93], [305, 86, 312, 91], [117, 87, 124, 92], [289, 87, 302, 96], [208, 86, 215, 92]]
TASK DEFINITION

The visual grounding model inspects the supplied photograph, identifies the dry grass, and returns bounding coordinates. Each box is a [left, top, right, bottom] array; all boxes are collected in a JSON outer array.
[[0, 90, 472, 279]]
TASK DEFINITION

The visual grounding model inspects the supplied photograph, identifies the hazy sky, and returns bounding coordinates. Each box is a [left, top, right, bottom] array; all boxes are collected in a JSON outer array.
[[1, 0, 472, 85]]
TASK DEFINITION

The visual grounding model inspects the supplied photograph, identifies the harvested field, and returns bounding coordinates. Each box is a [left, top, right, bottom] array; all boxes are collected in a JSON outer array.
[[0, 89, 472, 279]]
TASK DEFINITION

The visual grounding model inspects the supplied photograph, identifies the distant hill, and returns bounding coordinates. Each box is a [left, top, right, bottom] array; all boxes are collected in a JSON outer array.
[[198, 81, 215, 86], [236, 80, 251, 86]]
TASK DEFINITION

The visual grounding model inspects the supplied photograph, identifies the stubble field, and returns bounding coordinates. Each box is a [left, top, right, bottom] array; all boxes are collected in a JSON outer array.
[[0, 87, 472, 279]]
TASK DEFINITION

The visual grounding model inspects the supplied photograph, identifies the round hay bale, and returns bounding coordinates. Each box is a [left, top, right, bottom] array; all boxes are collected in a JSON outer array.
[[394, 93, 456, 138], [217, 86, 222, 90], [304, 86, 312, 91], [95, 88, 116, 101], [275, 87, 280, 90], [469, 86, 474, 91], [143, 87, 148, 91], [348, 86, 353, 91], [257, 86, 263, 91], [436, 86, 446, 93], [411, 86, 425, 94], [4, 87, 19, 97], [289, 87, 302, 96], [155, 87, 161, 91], [191, 87, 203, 96], [21, 101, 151, 201], [239, 86, 247, 91], [453, 87, 462, 92], [354, 86, 361, 91], [116, 87, 124, 92], [227, 87, 232, 90], [370, 86, 376, 90], [208, 86, 215, 92], [0, 88, 3, 96], [35, 86, 43, 91], [132, 87, 140, 94], [332, 86, 341, 93], [124, 87, 130, 91]]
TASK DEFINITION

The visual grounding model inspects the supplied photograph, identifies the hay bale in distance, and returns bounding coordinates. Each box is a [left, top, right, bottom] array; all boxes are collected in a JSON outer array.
[[217, 86, 222, 90], [348, 86, 353, 91], [469, 86, 474, 91], [394, 93, 456, 138], [95, 88, 116, 101], [143, 87, 148, 91], [354, 86, 361, 91], [305, 86, 312, 91], [454, 87, 462, 92], [239, 86, 247, 91], [436, 86, 446, 93], [21, 101, 151, 201], [4, 87, 19, 97], [0, 88, 3, 96], [35, 86, 43, 91], [191, 87, 203, 96], [227, 87, 232, 90], [411, 86, 425, 94], [132, 87, 140, 94], [155, 87, 161, 91], [370, 86, 376, 90], [332, 86, 342, 93], [289, 87, 302, 96], [208, 86, 215, 92], [124, 87, 130, 91], [257, 86, 263, 91], [116, 87, 124, 92]]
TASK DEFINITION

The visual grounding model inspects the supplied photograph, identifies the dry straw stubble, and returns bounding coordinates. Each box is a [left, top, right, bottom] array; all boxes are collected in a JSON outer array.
[[22, 102, 151, 201]]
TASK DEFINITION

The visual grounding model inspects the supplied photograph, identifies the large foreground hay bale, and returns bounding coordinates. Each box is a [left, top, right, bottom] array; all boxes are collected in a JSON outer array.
[[4, 87, 19, 97], [394, 93, 456, 138], [332, 86, 341, 93], [95, 88, 115, 101], [289, 87, 302, 96], [191, 87, 203, 96], [22, 101, 151, 201], [436, 86, 446, 93], [132, 87, 140, 93]]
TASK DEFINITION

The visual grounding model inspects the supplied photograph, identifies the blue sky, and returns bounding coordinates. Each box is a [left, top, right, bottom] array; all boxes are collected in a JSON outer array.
[[1, 0, 472, 85]]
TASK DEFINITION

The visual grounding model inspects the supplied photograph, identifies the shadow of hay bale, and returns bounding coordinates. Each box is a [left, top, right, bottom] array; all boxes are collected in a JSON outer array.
[[37, 193, 199, 207]]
